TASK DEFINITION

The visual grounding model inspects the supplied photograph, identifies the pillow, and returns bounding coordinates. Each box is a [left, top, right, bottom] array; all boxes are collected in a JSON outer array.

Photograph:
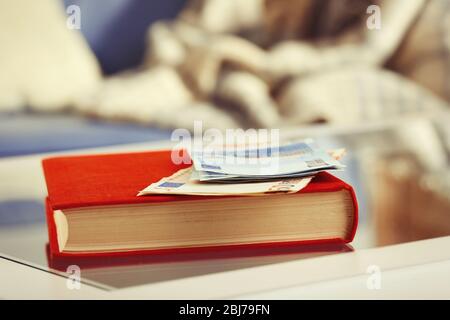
[[0, 0, 100, 111]]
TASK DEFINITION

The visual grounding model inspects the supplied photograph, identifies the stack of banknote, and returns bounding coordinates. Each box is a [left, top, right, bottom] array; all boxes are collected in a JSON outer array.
[[139, 140, 345, 196]]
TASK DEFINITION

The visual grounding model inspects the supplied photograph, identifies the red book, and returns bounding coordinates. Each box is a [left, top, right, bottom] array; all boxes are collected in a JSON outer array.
[[42, 150, 358, 258]]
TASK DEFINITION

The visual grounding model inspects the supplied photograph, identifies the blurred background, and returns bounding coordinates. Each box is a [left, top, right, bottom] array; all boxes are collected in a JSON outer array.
[[0, 0, 449, 257]]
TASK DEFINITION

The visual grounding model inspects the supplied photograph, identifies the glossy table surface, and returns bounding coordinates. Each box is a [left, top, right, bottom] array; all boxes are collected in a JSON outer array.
[[0, 134, 448, 298]]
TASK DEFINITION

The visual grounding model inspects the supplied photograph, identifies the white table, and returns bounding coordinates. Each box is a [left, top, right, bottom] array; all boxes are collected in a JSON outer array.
[[1, 140, 449, 299], [1, 237, 449, 299]]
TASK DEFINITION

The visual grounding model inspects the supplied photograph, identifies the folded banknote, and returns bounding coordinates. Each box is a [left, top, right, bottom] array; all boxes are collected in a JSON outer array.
[[138, 167, 312, 196], [189, 140, 345, 182]]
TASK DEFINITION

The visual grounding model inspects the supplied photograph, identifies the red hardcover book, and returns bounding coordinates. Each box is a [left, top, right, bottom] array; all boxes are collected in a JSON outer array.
[[42, 150, 358, 258]]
